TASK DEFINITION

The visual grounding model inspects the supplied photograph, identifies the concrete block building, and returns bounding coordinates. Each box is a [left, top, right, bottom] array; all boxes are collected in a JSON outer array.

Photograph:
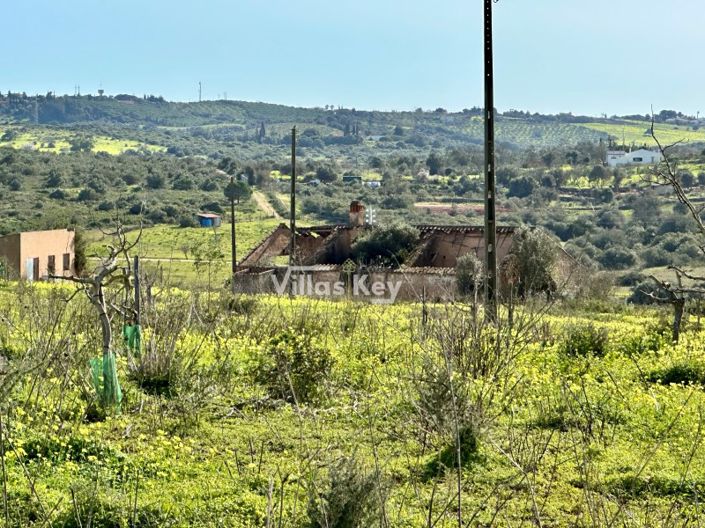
[[0, 229, 76, 281]]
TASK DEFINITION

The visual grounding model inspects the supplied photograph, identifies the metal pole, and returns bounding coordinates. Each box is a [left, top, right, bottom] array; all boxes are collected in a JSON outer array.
[[289, 127, 297, 267], [230, 176, 237, 293], [484, 0, 498, 321]]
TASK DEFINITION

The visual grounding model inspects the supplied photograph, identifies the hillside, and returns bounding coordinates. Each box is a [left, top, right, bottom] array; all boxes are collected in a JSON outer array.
[[4, 93, 704, 152]]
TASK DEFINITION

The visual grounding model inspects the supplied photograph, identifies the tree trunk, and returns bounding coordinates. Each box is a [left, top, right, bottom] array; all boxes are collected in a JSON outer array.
[[673, 299, 685, 343], [92, 285, 120, 408]]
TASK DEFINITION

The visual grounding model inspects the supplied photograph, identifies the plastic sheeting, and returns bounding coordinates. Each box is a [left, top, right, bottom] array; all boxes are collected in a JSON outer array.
[[90, 353, 122, 411], [122, 324, 142, 356]]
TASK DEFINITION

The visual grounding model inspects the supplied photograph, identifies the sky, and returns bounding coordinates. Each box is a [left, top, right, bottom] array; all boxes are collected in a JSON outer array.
[[2, 0, 704, 116]]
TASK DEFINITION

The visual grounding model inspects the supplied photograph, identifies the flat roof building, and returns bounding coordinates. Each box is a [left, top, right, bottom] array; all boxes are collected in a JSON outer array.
[[0, 229, 75, 281]]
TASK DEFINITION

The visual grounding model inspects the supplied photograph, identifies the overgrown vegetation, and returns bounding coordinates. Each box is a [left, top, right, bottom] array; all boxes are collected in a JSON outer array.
[[3, 282, 705, 526]]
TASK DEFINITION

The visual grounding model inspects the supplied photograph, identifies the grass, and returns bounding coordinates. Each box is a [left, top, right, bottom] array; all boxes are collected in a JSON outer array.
[[581, 121, 705, 147], [3, 289, 705, 525], [0, 125, 166, 155], [88, 219, 281, 259], [86, 218, 282, 286]]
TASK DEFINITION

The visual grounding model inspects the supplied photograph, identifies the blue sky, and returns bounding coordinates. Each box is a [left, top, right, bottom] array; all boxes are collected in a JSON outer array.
[[2, 0, 703, 116]]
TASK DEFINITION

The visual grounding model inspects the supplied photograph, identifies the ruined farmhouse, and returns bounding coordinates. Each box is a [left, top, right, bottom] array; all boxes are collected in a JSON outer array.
[[235, 201, 562, 302]]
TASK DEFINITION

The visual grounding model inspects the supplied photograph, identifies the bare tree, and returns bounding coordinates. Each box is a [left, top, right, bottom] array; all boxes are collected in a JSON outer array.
[[51, 223, 141, 408]]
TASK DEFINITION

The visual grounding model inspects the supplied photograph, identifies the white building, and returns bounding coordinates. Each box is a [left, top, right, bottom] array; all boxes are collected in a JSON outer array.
[[606, 149, 663, 167]]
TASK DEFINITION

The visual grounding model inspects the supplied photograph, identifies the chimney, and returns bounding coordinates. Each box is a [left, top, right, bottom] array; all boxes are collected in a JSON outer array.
[[348, 200, 366, 227]]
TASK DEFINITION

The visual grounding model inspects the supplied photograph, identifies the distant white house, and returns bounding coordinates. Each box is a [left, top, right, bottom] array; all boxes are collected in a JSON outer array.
[[606, 149, 663, 167]]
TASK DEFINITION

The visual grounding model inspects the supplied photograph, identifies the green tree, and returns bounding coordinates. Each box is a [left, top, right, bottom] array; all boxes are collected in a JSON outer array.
[[72, 228, 88, 276], [678, 169, 695, 188], [456, 252, 483, 296], [316, 166, 338, 183], [507, 227, 560, 297], [351, 224, 419, 268], [69, 135, 94, 153], [426, 152, 442, 176], [508, 176, 536, 198], [146, 173, 165, 189], [589, 165, 609, 184], [224, 179, 252, 203], [45, 169, 63, 187]]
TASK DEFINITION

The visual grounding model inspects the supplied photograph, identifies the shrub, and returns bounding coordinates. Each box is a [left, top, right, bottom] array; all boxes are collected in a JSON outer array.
[[199, 179, 218, 191], [507, 175, 536, 198], [648, 363, 705, 386], [172, 176, 194, 190], [506, 227, 559, 297], [456, 252, 483, 296], [560, 324, 609, 357], [255, 329, 333, 404], [73, 228, 88, 276], [351, 224, 419, 268], [179, 215, 197, 228], [618, 270, 645, 287], [224, 295, 259, 315], [642, 247, 670, 267], [77, 188, 97, 202], [129, 296, 234, 407], [658, 214, 691, 235], [201, 201, 224, 214], [307, 456, 385, 528], [425, 425, 479, 478], [627, 281, 666, 305], [599, 247, 637, 270]]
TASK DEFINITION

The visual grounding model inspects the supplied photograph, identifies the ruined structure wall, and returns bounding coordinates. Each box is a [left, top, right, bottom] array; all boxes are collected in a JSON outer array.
[[418, 231, 514, 268], [240, 227, 290, 266], [236, 267, 458, 302]]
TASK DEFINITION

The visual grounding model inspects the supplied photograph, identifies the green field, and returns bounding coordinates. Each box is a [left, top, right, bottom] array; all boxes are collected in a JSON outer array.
[[3, 284, 705, 526], [87, 218, 282, 285], [581, 121, 705, 147], [0, 126, 166, 155]]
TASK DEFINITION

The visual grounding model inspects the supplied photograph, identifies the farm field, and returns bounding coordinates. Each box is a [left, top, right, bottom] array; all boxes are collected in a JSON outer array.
[[463, 118, 608, 147], [580, 121, 705, 147], [86, 218, 282, 286], [0, 126, 166, 155], [2, 284, 705, 526]]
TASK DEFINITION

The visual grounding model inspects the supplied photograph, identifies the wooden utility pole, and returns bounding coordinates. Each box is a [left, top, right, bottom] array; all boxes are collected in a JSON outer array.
[[230, 176, 237, 292], [484, 0, 498, 321], [289, 127, 297, 267], [134, 255, 141, 325]]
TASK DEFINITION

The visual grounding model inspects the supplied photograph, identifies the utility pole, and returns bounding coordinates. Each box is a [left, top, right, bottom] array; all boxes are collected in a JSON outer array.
[[199, 81, 202, 103], [230, 176, 237, 293], [289, 127, 297, 267], [134, 255, 141, 325], [484, 0, 498, 321]]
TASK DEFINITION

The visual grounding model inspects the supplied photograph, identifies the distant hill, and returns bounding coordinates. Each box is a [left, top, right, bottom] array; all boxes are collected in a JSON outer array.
[[1, 93, 704, 151]]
